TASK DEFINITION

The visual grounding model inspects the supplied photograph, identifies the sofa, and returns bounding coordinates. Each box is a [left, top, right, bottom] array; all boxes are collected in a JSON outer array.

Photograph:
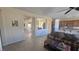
[[44, 32, 79, 51]]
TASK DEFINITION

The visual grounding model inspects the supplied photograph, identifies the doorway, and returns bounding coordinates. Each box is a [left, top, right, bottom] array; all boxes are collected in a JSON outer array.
[[35, 17, 52, 36], [24, 17, 32, 38]]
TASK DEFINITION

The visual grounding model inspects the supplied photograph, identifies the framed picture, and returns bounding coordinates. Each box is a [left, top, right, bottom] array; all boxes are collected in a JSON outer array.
[[12, 20, 18, 27]]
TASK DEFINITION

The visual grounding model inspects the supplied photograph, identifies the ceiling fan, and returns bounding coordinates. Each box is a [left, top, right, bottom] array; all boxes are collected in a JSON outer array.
[[64, 7, 79, 14], [57, 7, 79, 15]]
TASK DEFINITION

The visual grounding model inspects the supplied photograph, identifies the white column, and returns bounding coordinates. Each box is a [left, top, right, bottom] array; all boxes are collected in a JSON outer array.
[[54, 19, 60, 32], [0, 10, 2, 51], [0, 36, 2, 51], [31, 17, 36, 38]]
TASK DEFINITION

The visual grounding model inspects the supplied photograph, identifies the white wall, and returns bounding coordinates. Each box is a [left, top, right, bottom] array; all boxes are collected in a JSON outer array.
[[0, 8, 28, 46], [0, 8, 53, 46]]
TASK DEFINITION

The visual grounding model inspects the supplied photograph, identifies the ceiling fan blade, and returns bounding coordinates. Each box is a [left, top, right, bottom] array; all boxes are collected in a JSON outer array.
[[64, 9, 72, 14], [75, 7, 79, 10]]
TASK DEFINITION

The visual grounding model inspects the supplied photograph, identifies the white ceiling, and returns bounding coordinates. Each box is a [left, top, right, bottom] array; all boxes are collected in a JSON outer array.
[[15, 7, 79, 19]]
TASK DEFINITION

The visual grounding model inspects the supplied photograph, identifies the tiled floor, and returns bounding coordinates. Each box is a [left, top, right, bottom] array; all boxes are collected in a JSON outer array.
[[3, 36, 47, 51]]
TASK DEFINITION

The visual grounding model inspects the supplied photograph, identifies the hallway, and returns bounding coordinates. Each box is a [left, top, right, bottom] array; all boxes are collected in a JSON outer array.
[[3, 36, 47, 51]]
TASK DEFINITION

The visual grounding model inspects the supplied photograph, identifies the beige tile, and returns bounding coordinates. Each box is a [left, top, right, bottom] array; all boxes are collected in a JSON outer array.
[[3, 36, 47, 51]]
